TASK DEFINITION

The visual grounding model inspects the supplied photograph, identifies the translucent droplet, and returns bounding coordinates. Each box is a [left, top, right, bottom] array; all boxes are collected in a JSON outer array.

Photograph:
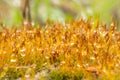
[[31, 22, 35, 26], [37, 48, 42, 51], [45, 30, 49, 34], [20, 48, 26, 53], [103, 67, 107, 74], [51, 51, 55, 54], [100, 31, 107, 37], [31, 48, 34, 52], [2, 33, 6, 37], [115, 64, 119, 67], [62, 36, 65, 39], [76, 49, 79, 53], [10, 59, 17, 62], [61, 61, 65, 64], [110, 22, 115, 27], [84, 63, 89, 67], [43, 63, 47, 66], [77, 64, 82, 68], [3, 51, 6, 54], [70, 42, 75, 46], [23, 20, 28, 25], [27, 30, 33, 34], [45, 56, 49, 59], [94, 43, 101, 48], [21, 53, 25, 57], [90, 56, 95, 60], [82, 50, 87, 56], [25, 74, 30, 78]]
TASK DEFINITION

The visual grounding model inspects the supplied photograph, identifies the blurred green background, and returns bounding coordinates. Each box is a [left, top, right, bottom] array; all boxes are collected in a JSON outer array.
[[0, 0, 120, 28]]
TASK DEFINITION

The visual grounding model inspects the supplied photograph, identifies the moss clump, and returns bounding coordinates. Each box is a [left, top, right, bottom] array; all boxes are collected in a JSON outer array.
[[0, 19, 120, 79]]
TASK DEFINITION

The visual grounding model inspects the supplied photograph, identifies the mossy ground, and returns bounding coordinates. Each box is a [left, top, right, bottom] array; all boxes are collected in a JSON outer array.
[[0, 19, 120, 80]]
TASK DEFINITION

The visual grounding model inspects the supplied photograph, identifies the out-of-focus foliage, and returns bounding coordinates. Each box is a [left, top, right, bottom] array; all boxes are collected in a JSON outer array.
[[0, 0, 120, 28], [91, 0, 120, 25]]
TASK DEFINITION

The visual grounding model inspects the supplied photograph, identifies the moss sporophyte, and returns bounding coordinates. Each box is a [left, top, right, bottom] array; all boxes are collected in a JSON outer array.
[[0, 19, 120, 79]]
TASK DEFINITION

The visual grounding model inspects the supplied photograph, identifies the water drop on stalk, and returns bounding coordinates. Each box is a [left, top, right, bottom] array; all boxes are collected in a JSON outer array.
[[25, 74, 30, 78], [61, 61, 65, 64], [77, 64, 82, 68], [20, 48, 26, 53], [90, 56, 95, 60], [70, 42, 75, 46], [45, 56, 49, 59], [21, 53, 25, 57], [10, 59, 17, 63]]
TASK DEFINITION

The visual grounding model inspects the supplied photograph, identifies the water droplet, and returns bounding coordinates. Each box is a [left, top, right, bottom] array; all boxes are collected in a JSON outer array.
[[76, 49, 79, 53], [103, 67, 107, 74], [82, 50, 87, 56], [21, 53, 25, 57], [25, 74, 30, 78], [31, 48, 34, 52], [115, 64, 119, 67], [90, 56, 95, 60], [10, 59, 17, 63], [45, 30, 49, 34], [84, 63, 89, 67], [23, 20, 28, 25], [94, 43, 101, 48], [20, 48, 26, 53], [111, 22, 115, 27], [31, 22, 35, 26], [61, 61, 65, 64], [37, 48, 42, 51], [45, 56, 49, 59], [3, 51, 6, 54], [77, 64, 82, 68], [70, 42, 75, 46]]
